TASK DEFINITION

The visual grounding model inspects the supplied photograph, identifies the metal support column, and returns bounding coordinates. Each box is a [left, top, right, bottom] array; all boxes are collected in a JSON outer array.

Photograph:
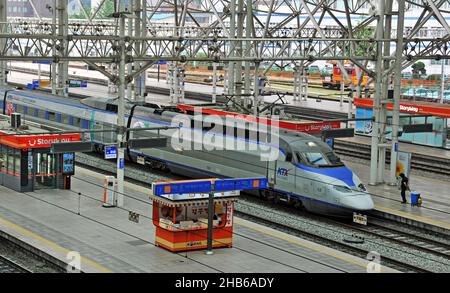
[[0, 0, 6, 87], [253, 62, 260, 116], [127, 0, 134, 101], [234, 0, 245, 107], [389, 0, 406, 185], [57, 0, 68, 97], [116, 15, 127, 208], [243, 0, 253, 108], [51, 0, 57, 95], [369, 0, 386, 185], [377, 0, 393, 183], [227, 0, 237, 97], [206, 183, 215, 255]]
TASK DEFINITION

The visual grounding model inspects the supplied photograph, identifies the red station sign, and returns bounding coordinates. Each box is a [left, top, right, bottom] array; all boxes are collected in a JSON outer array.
[[177, 105, 341, 134], [354, 98, 450, 118], [0, 131, 81, 150]]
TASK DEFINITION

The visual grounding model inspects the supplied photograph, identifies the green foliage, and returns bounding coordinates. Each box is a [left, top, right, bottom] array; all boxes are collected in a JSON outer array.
[[412, 62, 427, 79], [353, 26, 375, 57], [96, 0, 115, 19]]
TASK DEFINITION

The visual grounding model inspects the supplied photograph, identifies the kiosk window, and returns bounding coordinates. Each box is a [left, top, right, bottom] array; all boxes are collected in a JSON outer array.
[[14, 149, 21, 173], [7, 147, 15, 174]]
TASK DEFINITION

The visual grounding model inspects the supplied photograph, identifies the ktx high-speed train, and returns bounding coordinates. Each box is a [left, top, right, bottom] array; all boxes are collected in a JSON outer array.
[[0, 87, 374, 216]]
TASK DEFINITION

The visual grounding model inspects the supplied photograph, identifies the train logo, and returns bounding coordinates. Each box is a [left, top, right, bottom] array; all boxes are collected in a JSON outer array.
[[277, 168, 290, 177]]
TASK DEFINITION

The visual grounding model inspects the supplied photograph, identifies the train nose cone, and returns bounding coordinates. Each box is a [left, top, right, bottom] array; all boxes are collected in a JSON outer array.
[[341, 194, 374, 211]]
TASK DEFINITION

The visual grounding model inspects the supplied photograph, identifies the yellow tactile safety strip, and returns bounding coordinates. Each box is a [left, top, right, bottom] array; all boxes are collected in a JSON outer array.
[[374, 205, 450, 230], [0, 216, 112, 273], [234, 217, 396, 273]]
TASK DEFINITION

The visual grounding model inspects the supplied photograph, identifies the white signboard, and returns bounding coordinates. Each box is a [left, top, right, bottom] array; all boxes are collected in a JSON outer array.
[[157, 190, 240, 201], [396, 151, 412, 178], [353, 213, 368, 226], [137, 156, 145, 165]]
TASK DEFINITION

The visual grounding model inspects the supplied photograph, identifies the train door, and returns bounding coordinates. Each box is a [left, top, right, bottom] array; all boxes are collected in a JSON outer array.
[[266, 160, 277, 187]]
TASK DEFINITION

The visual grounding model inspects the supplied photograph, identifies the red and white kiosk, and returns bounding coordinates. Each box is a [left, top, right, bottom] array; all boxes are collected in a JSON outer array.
[[0, 115, 80, 192], [150, 178, 266, 252]]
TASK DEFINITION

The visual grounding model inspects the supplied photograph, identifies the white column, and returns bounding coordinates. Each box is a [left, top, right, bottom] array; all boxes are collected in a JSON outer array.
[[57, 0, 68, 97], [369, 0, 385, 185], [0, 0, 6, 87], [389, 0, 406, 185], [116, 15, 127, 208]]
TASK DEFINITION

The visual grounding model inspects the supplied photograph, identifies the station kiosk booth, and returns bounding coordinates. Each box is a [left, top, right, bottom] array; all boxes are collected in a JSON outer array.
[[0, 114, 81, 192], [150, 179, 240, 252]]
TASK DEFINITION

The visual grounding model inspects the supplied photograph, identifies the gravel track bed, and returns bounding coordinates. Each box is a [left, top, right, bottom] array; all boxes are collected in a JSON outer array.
[[0, 237, 62, 273], [235, 197, 450, 273]]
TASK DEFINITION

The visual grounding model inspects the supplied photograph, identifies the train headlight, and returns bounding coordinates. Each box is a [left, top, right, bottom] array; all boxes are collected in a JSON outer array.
[[333, 185, 353, 193]]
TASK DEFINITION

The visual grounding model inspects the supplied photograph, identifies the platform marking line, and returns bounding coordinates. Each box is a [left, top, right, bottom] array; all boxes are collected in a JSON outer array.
[[0, 216, 113, 273], [374, 204, 450, 230], [234, 217, 397, 273]]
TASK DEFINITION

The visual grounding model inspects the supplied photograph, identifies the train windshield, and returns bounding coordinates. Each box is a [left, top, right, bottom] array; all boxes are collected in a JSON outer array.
[[297, 152, 344, 167]]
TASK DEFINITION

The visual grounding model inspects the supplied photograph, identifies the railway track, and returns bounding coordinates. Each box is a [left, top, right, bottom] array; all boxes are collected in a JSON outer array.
[[236, 196, 450, 273], [334, 139, 450, 176], [0, 255, 32, 273], [358, 217, 450, 259]]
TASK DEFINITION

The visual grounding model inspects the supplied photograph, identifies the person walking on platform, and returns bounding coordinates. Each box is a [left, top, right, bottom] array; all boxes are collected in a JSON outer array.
[[399, 173, 410, 204]]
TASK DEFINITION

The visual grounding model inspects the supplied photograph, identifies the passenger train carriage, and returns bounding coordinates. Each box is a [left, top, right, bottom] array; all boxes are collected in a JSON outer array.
[[0, 87, 374, 217]]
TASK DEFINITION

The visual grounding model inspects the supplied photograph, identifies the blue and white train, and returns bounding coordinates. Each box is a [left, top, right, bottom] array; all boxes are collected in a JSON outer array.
[[0, 87, 374, 217]]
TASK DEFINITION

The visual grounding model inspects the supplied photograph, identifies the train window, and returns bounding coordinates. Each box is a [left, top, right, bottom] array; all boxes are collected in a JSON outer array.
[[300, 152, 344, 167], [48, 112, 56, 121], [61, 114, 70, 125], [285, 152, 293, 162], [15, 104, 23, 113], [325, 152, 344, 166], [38, 110, 46, 119], [23, 106, 28, 115], [34, 108, 39, 117], [74, 117, 81, 127], [303, 152, 328, 166]]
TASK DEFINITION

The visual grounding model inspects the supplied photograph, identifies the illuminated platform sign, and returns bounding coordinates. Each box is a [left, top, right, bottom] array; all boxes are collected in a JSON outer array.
[[152, 178, 267, 199], [153, 180, 212, 196], [214, 178, 267, 192], [105, 145, 118, 159]]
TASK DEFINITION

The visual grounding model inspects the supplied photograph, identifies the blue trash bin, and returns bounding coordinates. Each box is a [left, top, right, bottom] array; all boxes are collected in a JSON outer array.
[[411, 192, 420, 206]]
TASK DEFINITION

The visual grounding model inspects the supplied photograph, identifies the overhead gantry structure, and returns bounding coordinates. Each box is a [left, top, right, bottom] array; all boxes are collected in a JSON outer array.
[[0, 0, 449, 192]]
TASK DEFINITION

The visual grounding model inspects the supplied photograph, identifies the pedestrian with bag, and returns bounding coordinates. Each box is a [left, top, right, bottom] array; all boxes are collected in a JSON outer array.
[[399, 173, 410, 204]]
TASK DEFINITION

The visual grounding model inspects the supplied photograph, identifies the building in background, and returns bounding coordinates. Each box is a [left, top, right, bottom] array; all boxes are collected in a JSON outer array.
[[7, 0, 92, 18]]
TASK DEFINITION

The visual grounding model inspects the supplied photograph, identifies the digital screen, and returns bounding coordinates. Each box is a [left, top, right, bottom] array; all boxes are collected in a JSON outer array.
[[62, 153, 75, 175]]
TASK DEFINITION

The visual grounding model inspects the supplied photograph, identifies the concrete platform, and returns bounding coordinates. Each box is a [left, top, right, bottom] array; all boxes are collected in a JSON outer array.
[[0, 166, 400, 273], [344, 160, 450, 235], [338, 136, 450, 161]]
